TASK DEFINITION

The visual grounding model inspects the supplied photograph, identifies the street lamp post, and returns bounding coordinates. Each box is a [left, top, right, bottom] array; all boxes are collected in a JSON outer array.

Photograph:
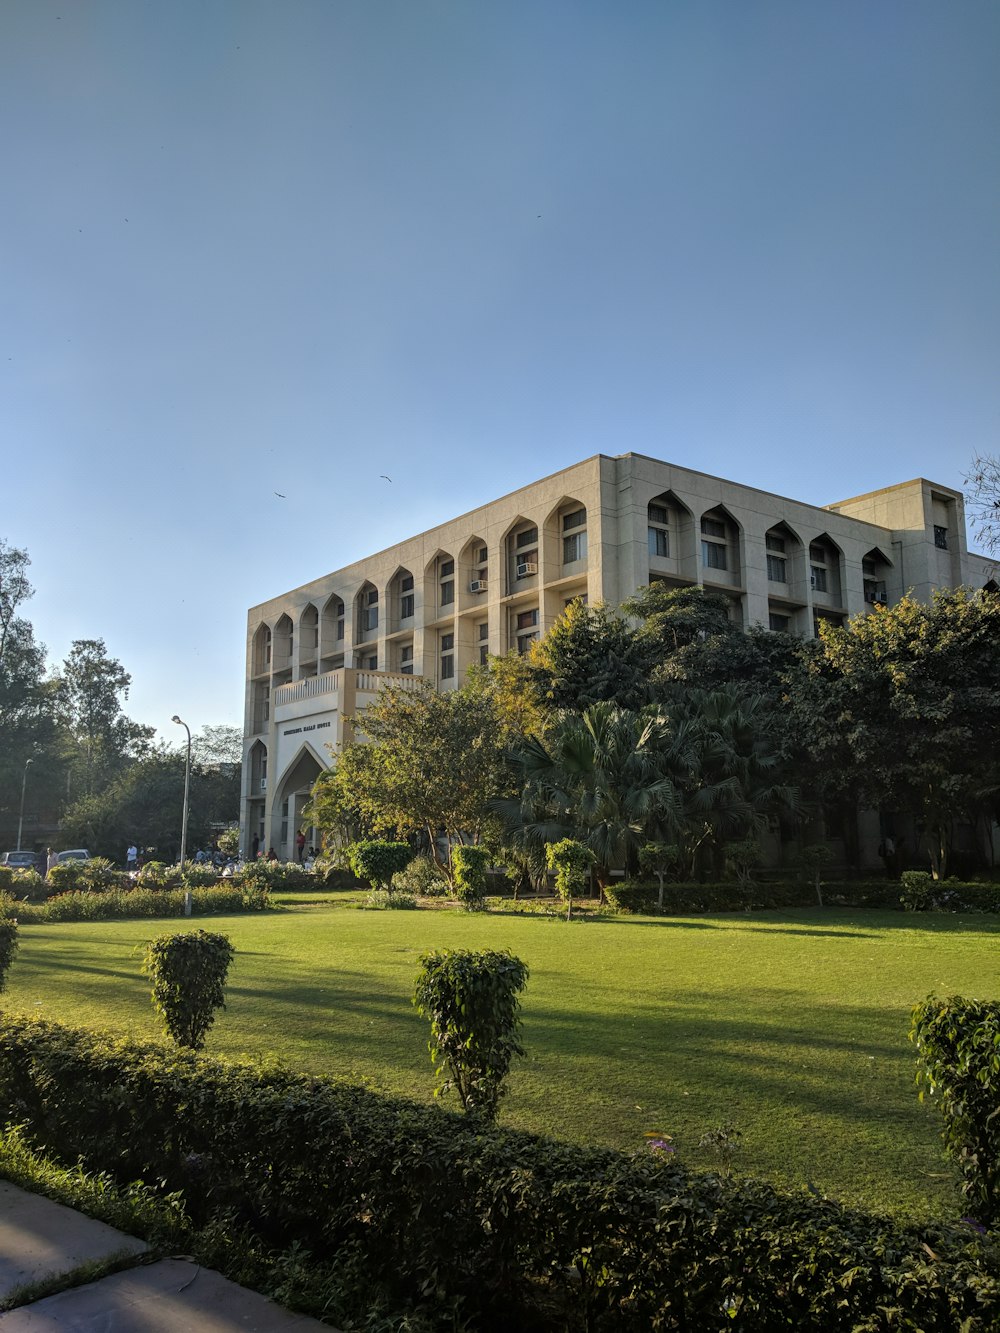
[[16, 758, 33, 851], [171, 715, 192, 875]]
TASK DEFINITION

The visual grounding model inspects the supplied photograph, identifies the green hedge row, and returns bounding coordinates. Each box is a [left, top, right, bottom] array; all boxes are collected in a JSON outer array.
[[0, 1016, 997, 1331], [603, 878, 905, 914], [0, 885, 270, 924]]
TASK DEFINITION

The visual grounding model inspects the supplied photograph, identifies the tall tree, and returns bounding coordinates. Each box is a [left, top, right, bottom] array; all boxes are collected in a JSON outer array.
[[58, 639, 155, 798], [306, 680, 517, 879], [528, 599, 653, 712], [0, 541, 62, 846], [498, 702, 684, 888], [793, 591, 1000, 876]]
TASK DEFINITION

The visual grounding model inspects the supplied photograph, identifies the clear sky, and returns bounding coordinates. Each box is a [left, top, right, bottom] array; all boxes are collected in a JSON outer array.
[[3, 1, 998, 741]]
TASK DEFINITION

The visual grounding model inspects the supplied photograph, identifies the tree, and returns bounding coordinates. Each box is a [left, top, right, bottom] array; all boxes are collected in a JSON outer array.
[[307, 681, 516, 881], [413, 948, 529, 1119], [144, 929, 235, 1050], [545, 839, 595, 920], [529, 599, 653, 712], [0, 541, 61, 847], [794, 591, 1000, 877], [192, 725, 243, 766], [666, 687, 799, 880], [60, 745, 240, 862], [964, 453, 1000, 557], [499, 703, 683, 889], [58, 639, 154, 798], [622, 584, 737, 662]]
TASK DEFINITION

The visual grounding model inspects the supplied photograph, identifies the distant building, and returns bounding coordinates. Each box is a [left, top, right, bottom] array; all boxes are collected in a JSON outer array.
[[242, 453, 993, 859]]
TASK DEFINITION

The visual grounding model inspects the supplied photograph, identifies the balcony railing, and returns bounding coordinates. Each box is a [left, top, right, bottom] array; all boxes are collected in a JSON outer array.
[[274, 670, 342, 707]]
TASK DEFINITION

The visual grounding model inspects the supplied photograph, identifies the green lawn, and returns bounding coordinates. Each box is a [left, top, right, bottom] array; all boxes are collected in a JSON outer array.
[[4, 901, 998, 1222]]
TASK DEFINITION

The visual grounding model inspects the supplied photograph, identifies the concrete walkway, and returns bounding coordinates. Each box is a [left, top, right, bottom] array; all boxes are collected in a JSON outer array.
[[0, 1182, 332, 1330]]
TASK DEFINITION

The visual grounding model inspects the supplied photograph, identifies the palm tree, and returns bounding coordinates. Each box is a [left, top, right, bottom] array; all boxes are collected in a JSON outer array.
[[497, 703, 684, 891], [667, 687, 799, 879]]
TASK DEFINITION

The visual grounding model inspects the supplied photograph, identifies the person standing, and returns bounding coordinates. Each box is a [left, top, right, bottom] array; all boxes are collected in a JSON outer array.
[[296, 830, 306, 863], [126, 843, 138, 873]]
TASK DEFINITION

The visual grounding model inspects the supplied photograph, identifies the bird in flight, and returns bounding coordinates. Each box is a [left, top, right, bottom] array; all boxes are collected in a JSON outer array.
[[274, 491, 286, 498], [380, 475, 392, 482]]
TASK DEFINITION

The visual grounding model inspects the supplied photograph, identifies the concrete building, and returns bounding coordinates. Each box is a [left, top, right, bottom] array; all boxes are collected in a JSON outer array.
[[242, 453, 994, 859]]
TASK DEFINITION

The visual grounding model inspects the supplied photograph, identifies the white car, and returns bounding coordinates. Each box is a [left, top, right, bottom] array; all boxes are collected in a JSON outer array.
[[55, 849, 90, 863]]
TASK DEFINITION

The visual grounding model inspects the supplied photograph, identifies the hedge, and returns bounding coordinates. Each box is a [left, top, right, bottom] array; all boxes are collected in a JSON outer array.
[[0, 885, 270, 924], [0, 1016, 997, 1331], [603, 878, 925, 915]]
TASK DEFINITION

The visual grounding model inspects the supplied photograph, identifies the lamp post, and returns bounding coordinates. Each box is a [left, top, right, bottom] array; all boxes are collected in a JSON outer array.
[[16, 758, 33, 851], [171, 715, 192, 872]]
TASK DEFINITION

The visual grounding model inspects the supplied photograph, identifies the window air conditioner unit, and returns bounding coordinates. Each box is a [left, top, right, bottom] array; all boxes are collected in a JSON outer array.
[[516, 561, 537, 578], [470, 579, 487, 593], [259, 777, 267, 792]]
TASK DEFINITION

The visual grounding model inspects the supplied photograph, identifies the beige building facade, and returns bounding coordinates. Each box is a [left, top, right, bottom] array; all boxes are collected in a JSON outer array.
[[242, 453, 994, 859]]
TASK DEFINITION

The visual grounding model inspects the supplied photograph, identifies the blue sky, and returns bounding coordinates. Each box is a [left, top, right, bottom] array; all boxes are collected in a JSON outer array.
[[3, 1, 998, 740]]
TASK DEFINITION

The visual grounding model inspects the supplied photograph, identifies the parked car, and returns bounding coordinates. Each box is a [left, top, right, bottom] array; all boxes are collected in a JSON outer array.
[[2, 850, 44, 872], [55, 849, 90, 863]]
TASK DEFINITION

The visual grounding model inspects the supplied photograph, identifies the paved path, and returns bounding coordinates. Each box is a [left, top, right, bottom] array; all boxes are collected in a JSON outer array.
[[0, 1183, 332, 1330]]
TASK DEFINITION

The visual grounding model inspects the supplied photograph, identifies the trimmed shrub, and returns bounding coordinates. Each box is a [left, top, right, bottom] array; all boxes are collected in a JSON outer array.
[[180, 864, 220, 888], [0, 1015, 998, 1331], [364, 889, 418, 911], [394, 854, 449, 897], [901, 870, 936, 911], [0, 867, 14, 894], [911, 995, 1000, 1226], [413, 948, 529, 1119], [239, 859, 317, 892], [11, 868, 44, 900], [604, 880, 659, 914], [136, 861, 182, 890], [45, 860, 91, 894], [144, 930, 235, 1050], [545, 839, 595, 920], [11, 885, 270, 924], [452, 845, 491, 911], [347, 841, 412, 891], [0, 919, 18, 992]]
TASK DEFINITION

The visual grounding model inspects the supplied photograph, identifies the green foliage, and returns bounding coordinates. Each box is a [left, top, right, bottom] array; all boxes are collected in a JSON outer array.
[[136, 860, 181, 889], [12, 868, 43, 899], [795, 591, 1000, 878], [393, 854, 449, 897], [451, 844, 491, 911], [911, 996, 1000, 1225], [308, 682, 514, 881], [238, 859, 314, 892], [1, 1015, 999, 1330], [44, 857, 126, 895], [0, 918, 18, 992], [364, 888, 418, 911], [215, 824, 240, 857], [603, 879, 659, 913], [901, 870, 936, 911], [142, 930, 235, 1050], [413, 948, 529, 1119], [530, 598, 653, 711], [699, 1123, 743, 1178], [10, 885, 268, 923], [0, 866, 13, 892], [546, 838, 595, 920], [179, 864, 219, 888], [347, 841, 413, 891]]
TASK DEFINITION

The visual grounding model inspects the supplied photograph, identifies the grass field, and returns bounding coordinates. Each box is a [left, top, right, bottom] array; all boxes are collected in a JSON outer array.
[[4, 898, 998, 1223]]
